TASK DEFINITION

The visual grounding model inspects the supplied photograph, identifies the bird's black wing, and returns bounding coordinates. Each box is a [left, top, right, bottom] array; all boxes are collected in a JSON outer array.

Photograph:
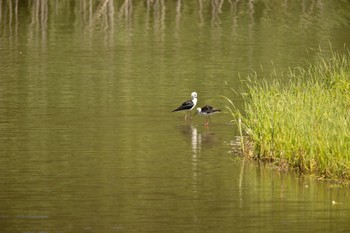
[[173, 100, 194, 112], [201, 105, 213, 113]]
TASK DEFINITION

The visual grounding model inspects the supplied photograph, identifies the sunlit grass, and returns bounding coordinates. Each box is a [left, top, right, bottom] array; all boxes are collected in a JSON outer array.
[[227, 50, 350, 180]]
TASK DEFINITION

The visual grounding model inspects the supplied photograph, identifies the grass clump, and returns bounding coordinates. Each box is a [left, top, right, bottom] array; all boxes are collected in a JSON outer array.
[[230, 50, 350, 180]]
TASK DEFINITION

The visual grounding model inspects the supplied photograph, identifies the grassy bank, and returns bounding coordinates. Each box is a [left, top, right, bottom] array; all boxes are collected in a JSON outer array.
[[228, 50, 350, 181]]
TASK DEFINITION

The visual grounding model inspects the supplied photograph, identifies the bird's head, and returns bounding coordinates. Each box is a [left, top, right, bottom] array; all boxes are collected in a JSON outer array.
[[191, 92, 197, 99], [193, 107, 201, 116]]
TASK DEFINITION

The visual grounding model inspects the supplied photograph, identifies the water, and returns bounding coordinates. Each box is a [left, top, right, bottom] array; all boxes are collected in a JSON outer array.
[[1, 1, 350, 232]]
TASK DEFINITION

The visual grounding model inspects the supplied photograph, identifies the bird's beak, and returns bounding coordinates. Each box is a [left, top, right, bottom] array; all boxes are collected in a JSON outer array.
[[193, 111, 198, 116]]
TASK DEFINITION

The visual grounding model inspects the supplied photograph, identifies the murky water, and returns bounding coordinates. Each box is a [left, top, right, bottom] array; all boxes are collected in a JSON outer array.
[[1, 1, 350, 232]]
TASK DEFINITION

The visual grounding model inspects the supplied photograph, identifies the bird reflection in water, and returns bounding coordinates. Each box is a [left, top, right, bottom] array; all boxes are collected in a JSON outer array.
[[178, 124, 218, 153], [177, 124, 219, 198], [178, 124, 201, 197]]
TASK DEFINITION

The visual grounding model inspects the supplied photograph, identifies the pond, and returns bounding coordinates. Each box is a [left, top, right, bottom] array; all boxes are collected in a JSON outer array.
[[0, 1, 350, 232]]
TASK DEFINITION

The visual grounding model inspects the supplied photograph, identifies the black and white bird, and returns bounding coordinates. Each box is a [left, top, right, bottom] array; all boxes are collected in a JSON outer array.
[[194, 105, 221, 126], [172, 92, 198, 119]]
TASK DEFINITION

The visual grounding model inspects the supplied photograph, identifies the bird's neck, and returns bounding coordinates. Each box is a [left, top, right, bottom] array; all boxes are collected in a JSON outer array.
[[192, 98, 197, 105]]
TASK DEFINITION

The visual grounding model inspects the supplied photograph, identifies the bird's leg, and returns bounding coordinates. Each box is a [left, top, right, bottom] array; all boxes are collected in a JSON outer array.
[[205, 117, 209, 127]]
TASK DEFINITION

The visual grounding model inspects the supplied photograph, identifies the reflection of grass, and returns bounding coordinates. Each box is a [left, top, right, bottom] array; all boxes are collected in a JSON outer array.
[[227, 50, 350, 181]]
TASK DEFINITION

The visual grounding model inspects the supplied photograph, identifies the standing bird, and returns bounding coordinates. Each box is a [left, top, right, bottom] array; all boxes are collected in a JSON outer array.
[[172, 92, 198, 119], [194, 105, 221, 126]]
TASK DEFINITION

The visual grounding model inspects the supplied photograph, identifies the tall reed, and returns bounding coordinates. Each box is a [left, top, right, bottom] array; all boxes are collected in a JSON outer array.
[[229, 50, 350, 180]]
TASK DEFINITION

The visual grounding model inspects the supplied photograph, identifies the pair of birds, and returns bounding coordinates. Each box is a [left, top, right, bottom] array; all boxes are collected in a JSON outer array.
[[172, 92, 221, 126]]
